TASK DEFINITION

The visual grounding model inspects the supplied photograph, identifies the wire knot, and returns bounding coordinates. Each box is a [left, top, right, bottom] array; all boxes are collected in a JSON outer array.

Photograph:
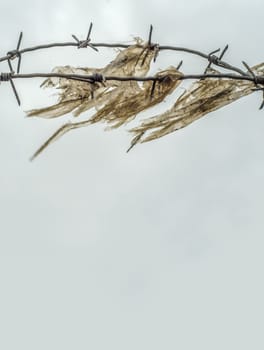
[[77, 39, 91, 49], [152, 43, 160, 62], [91, 73, 105, 83], [204, 45, 228, 73], [208, 54, 220, 65], [146, 25, 159, 62], [253, 75, 264, 85], [0, 72, 13, 81], [72, 22, 98, 52], [6, 32, 23, 73], [7, 49, 20, 60]]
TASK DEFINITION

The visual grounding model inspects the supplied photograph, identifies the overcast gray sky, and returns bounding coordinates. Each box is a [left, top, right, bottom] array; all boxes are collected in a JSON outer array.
[[1, 0, 264, 349]]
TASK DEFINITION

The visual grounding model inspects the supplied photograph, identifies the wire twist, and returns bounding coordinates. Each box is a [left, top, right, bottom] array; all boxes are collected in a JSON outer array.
[[72, 22, 98, 51], [0, 72, 13, 81]]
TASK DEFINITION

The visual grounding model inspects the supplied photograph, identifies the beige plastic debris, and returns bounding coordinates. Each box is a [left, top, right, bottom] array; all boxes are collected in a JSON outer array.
[[129, 63, 264, 147], [27, 36, 264, 159], [28, 38, 182, 159], [27, 38, 156, 119]]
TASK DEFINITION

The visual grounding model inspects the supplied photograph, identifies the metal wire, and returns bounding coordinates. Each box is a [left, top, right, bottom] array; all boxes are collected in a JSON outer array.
[[0, 23, 264, 108]]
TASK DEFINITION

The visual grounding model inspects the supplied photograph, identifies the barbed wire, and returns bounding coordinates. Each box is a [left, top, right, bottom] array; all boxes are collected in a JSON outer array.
[[6, 71, 263, 84], [1, 23, 264, 108], [0, 24, 247, 74]]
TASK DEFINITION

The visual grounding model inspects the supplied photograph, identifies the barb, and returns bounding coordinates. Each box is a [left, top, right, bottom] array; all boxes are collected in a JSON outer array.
[[146, 24, 159, 62], [7, 31, 23, 73], [243, 61, 264, 109], [4, 37, 22, 106], [205, 45, 229, 73], [219, 44, 229, 60], [204, 48, 221, 73], [150, 60, 183, 100], [136, 24, 157, 67], [72, 22, 98, 51], [176, 60, 183, 70], [0, 72, 21, 105], [242, 60, 264, 85], [150, 80, 157, 100]]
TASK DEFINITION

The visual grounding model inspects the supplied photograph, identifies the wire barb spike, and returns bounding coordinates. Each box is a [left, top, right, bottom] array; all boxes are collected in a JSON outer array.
[[9, 78, 21, 106], [6, 31, 23, 73], [259, 99, 264, 110], [242, 61, 255, 77], [177, 60, 183, 70], [72, 23, 98, 51], [219, 44, 228, 60], [148, 24, 153, 46], [150, 80, 157, 100], [205, 46, 228, 73], [86, 22, 93, 41]]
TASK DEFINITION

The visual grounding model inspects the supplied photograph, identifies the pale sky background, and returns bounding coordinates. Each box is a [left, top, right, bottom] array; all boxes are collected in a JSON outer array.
[[0, 0, 264, 349]]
